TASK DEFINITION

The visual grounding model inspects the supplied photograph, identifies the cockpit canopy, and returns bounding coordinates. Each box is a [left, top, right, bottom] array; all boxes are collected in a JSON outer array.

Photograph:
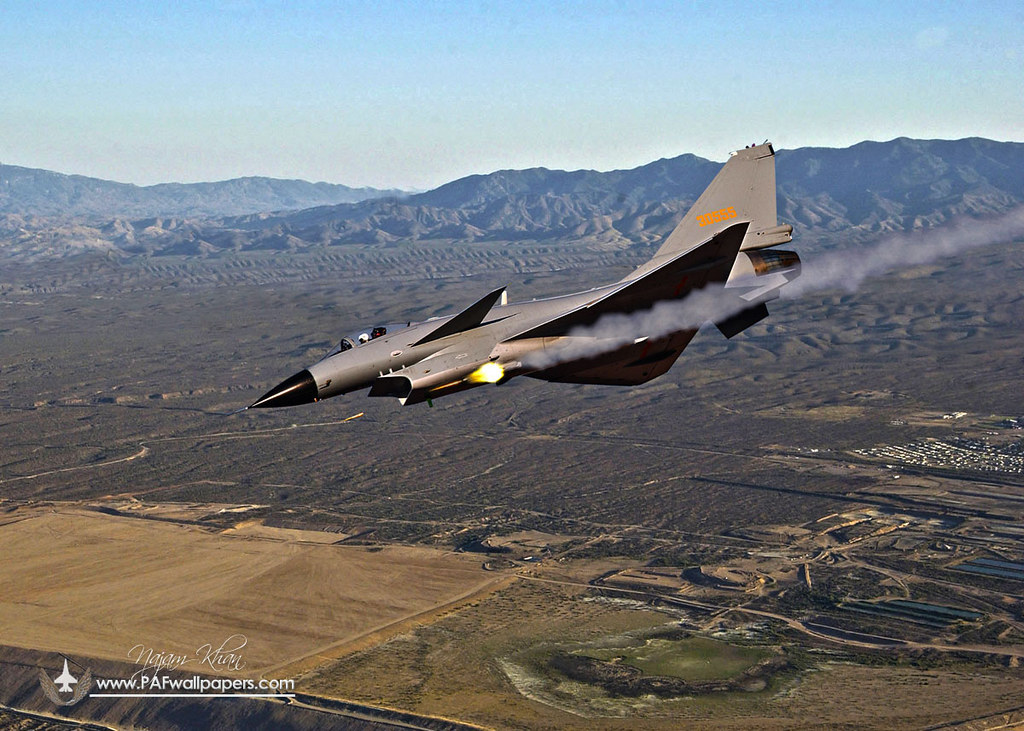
[[321, 322, 411, 359]]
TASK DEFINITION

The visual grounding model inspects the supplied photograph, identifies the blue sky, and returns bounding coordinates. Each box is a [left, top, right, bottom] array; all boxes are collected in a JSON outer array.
[[1, 1, 1021, 188]]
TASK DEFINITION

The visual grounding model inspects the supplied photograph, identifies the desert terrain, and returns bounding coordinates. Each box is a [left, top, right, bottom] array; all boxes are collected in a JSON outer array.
[[1, 227, 1024, 728]]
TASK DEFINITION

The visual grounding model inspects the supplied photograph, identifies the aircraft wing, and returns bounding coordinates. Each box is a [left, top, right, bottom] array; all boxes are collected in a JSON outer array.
[[528, 329, 700, 386], [508, 221, 749, 341]]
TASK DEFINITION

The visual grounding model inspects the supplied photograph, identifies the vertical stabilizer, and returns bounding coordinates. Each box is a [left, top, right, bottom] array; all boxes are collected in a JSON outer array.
[[628, 142, 791, 280]]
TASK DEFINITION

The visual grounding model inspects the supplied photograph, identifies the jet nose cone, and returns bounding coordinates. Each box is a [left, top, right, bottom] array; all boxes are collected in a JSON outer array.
[[250, 369, 317, 408]]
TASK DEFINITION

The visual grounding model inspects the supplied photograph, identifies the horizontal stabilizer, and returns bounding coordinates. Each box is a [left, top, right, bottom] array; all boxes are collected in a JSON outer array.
[[413, 287, 506, 346], [716, 302, 769, 338]]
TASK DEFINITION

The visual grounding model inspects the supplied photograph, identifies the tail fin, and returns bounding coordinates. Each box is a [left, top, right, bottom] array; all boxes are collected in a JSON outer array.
[[629, 142, 791, 280]]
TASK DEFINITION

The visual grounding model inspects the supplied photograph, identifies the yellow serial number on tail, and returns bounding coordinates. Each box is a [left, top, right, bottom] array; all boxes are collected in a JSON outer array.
[[696, 206, 736, 227]]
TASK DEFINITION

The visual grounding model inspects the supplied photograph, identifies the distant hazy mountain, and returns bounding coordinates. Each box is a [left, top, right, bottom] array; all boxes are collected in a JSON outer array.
[[776, 137, 1024, 239], [0, 164, 405, 218], [2, 137, 1022, 260]]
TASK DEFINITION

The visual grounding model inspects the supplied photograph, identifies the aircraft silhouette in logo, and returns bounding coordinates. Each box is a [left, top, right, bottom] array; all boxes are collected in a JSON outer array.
[[54, 659, 77, 692], [39, 657, 93, 706]]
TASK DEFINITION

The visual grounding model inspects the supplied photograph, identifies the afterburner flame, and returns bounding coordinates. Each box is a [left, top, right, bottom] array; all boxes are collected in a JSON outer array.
[[467, 362, 504, 384]]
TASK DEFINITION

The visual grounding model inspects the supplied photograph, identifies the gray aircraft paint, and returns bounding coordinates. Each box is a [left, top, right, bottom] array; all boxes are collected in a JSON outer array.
[[249, 142, 800, 409]]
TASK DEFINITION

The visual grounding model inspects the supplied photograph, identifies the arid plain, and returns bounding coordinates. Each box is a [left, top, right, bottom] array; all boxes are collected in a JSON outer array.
[[2, 233, 1024, 728]]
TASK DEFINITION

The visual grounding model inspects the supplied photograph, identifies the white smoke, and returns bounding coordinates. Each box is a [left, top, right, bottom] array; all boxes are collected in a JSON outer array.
[[522, 206, 1024, 371], [784, 205, 1024, 298]]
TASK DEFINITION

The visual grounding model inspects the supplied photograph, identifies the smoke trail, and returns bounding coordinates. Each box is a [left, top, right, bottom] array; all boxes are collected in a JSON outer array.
[[522, 206, 1024, 371], [784, 205, 1024, 298]]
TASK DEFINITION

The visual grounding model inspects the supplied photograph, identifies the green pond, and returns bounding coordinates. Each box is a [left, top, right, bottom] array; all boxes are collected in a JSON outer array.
[[578, 635, 772, 682]]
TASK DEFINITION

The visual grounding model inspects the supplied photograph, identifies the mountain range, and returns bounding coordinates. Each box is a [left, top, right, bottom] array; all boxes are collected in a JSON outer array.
[[2, 137, 1022, 261], [0, 164, 405, 219]]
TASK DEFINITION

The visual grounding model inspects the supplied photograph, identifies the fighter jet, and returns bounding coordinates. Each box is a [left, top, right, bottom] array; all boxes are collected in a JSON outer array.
[[54, 658, 78, 693], [249, 142, 799, 409]]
